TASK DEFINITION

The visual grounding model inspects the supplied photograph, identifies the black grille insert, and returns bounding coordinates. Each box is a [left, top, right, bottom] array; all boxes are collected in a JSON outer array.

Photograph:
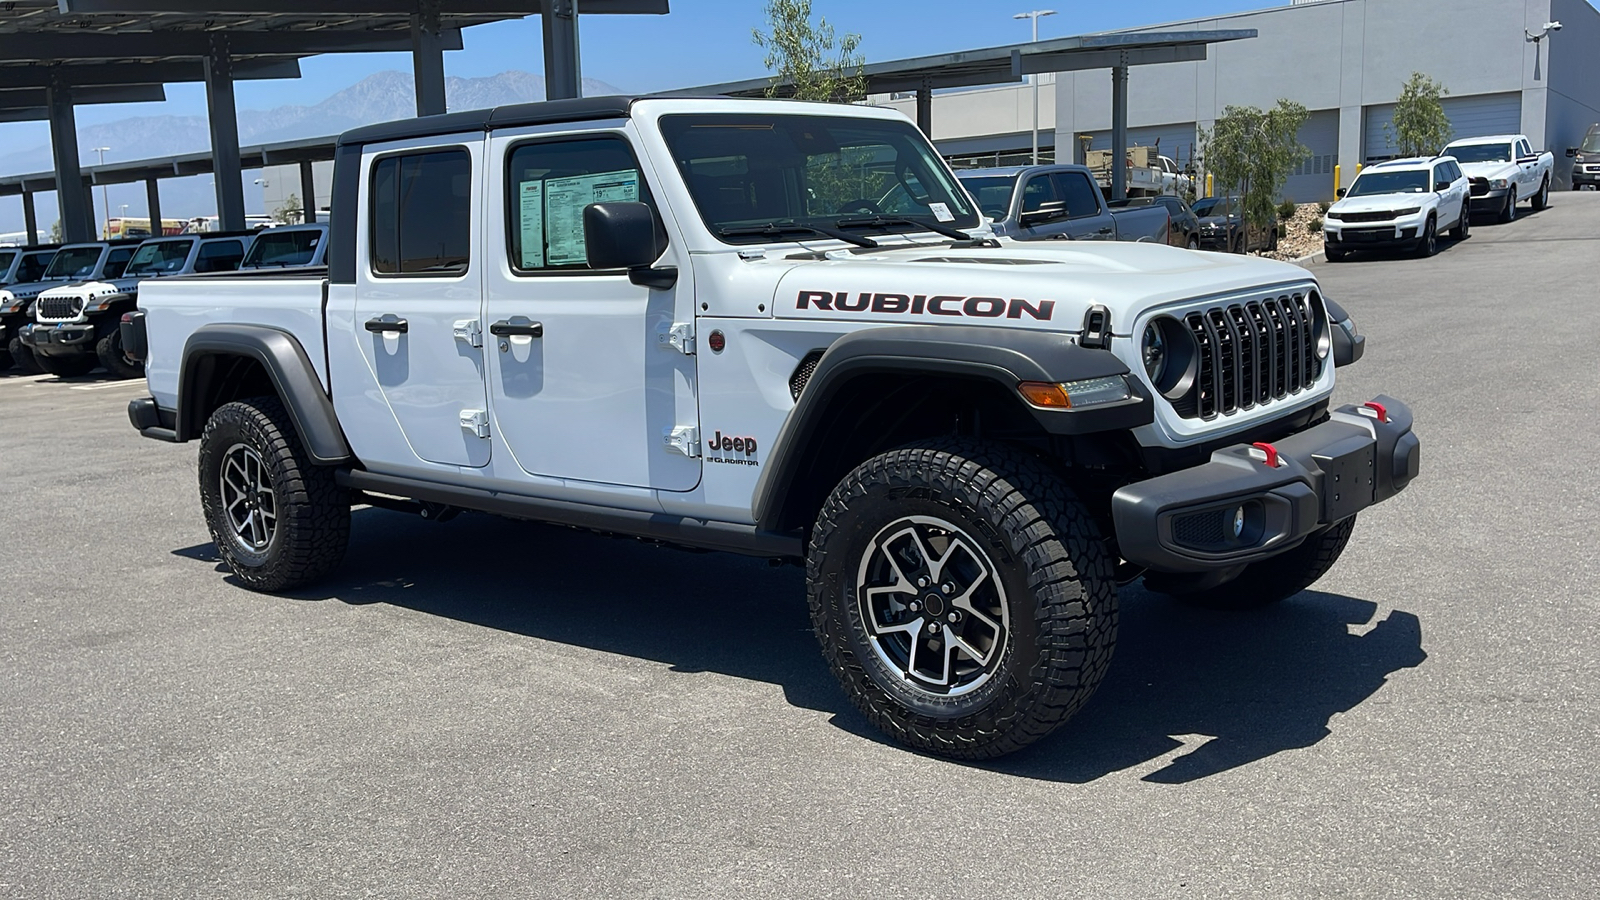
[[1177, 293, 1322, 419]]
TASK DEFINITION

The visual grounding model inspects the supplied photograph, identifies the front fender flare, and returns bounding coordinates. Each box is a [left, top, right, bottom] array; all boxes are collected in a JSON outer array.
[[178, 323, 351, 464]]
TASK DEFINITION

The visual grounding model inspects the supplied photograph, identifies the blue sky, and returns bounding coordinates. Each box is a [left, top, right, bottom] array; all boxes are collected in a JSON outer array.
[[47, 0, 1279, 132]]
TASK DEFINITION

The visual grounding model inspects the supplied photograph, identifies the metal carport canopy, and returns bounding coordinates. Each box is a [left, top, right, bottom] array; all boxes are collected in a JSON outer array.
[[698, 29, 1256, 200], [0, 1, 668, 241]]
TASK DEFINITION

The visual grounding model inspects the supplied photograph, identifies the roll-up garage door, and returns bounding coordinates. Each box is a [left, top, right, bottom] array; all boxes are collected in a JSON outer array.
[[1084, 123, 1199, 167], [1284, 109, 1340, 203], [1364, 92, 1521, 161]]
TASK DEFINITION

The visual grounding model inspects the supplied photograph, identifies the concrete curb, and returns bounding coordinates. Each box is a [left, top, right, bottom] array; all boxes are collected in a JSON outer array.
[[1292, 250, 1325, 268]]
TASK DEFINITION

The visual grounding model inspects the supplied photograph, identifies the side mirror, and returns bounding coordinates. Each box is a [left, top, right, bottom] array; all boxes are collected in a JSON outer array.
[[1567, 147, 1578, 157], [1434, 182, 1451, 192], [1335, 187, 1347, 199], [583, 202, 676, 289], [1019, 201, 1069, 226]]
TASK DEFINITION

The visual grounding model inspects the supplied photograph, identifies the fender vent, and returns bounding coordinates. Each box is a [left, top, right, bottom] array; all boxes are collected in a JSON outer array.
[[790, 350, 824, 401]]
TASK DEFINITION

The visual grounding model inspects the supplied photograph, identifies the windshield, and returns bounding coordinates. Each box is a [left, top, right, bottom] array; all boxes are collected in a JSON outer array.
[[659, 113, 979, 243], [1581, 130, 1600, 153], [241, 229, 322, 268], [43, 245, 104, 279], [1346, 171, 1429, 197], [124, 240, 195, 276], [1447, 143, 1512, 163], [1192, 197, 1236, 217], [956, 175, 1019, 218]]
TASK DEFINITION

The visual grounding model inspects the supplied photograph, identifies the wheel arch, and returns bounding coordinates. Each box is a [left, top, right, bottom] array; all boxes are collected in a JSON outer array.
[[752, 325, 1152, 536], [177, 324, 351, 464]]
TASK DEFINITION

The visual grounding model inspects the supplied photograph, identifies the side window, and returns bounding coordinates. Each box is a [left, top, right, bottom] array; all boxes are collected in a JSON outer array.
[[1516, 139, 1530, 158], [1019, 175, 1057, 213], [506, 136, 655, 272], [370, 148, 472, 275], [196, 240, 245, 273], [18, 253, 50, 282], [103, 247, 135, 279], [1449, 161, 1463, 181], [1055, 171, 1104, 219], [1432, 165, 1447, 188]]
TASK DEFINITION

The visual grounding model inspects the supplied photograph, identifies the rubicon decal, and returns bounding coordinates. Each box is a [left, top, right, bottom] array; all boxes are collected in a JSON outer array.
[[706, 431, 760, 466], [795, 291, 1056, 321]]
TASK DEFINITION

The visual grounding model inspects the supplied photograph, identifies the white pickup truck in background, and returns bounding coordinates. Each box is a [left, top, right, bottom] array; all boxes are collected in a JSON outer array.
[[1442, 134, 1553, 222]]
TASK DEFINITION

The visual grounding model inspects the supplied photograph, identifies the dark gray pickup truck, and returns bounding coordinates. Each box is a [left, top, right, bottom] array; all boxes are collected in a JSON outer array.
[[956, 164, 1169, 243]]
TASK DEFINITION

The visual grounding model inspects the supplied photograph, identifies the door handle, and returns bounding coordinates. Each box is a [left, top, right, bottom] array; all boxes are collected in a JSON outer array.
[[364, 316, 408, 334], [489, 319, 544, 338]]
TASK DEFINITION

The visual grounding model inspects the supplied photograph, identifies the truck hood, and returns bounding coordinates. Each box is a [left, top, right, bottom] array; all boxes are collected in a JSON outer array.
[[0, 277, 71, 304], [1330, 193, 1428, 215], [1455, 160, 1518, 180], [39, 278, 139, 300], [762, 238, 1314, 335]]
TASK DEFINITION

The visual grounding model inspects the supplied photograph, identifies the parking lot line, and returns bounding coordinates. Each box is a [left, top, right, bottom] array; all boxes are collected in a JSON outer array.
[[67, 380, 148, 391]]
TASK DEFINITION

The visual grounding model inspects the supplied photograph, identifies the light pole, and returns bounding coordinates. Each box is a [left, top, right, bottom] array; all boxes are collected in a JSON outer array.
[[1525, 21, 1561, 82], [1013, 10, 1056, 164], [93, 146, 111, 238]]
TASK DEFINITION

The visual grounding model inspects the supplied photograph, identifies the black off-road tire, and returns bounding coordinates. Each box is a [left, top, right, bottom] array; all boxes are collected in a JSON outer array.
[[808, 439, 1118, 760], [1450, 202, 1470, 240], [198, 396, 349, 592], [95, 331, 144, 380], [34, 352, 97, 378], [9, 337, 42, 374], [1148, 515, 1358, 611], [1532, 175, 1549, 211]]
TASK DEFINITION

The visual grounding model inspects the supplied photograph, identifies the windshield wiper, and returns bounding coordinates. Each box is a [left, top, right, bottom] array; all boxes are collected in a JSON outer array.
[[717, 221, 878, 249], [834, 214, 971, 242]]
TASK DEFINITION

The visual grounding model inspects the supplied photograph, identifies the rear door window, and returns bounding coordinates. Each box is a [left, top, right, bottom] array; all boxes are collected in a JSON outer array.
[[370, 148, 472, 275], [196, 240, 245, 273], [1053, 171, 1104, 219], [102, 247, 136, 279]]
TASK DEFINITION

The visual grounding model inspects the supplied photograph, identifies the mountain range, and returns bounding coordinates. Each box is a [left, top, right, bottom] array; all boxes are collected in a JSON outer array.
[[0, 70, 623, 234]]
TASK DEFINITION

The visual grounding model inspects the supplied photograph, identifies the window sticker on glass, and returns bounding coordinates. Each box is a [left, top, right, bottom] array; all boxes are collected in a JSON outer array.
[[928, 201, 954, 222], [543, 168, 640, 266], [518, 180, 546, 268]]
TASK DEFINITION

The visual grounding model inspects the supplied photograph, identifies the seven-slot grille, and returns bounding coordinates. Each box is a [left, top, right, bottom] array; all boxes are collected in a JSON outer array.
[[36, 294, 84, 321], [1174, 293, 1322, 420]]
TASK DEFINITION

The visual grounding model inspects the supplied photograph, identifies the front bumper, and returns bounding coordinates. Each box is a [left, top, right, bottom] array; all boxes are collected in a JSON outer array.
[[20, 322, 97, 355], [1197, 229, 1233, 250], [1572, 165, 1600, 186], [1469, 188, 1512, 211], [1324, 225, 1419, 248], [1112, 395, 1419, 572]]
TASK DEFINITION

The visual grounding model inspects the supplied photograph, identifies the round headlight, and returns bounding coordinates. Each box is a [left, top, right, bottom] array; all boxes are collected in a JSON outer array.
[[1142, 321, 1167, 384]]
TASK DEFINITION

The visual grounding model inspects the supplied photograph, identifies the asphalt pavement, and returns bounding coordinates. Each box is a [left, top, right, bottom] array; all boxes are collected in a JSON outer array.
[[2, 194, 1597, 898]]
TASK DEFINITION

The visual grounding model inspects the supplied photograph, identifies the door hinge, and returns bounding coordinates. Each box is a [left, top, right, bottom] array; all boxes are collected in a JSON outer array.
[[460, 409, 490, 439], [657, 321, 695, 355], [453, 318, 483, 348], [663, 425, 700, 458]]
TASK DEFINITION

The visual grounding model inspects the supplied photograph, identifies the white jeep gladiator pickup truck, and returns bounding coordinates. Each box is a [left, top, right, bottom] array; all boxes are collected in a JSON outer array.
[[1442, 134, 1553, 221], [124, 96, 1420, 759]]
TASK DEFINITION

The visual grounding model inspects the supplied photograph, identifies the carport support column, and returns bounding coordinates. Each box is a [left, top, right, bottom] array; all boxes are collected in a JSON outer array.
[[916, 76, 933, 137], [1110, 55, 1128, 202], [145, 178, 162, 236], [46, 80, 93, 243], [542, 0, 581, 101], [411, 0, 447, 117], [204, 34, 247, 232], [300, 160, 317, 224], [21, 191, 38, 245]]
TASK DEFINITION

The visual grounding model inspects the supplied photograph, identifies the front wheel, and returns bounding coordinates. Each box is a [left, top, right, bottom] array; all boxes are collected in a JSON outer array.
[[198, 396, 350, 592], [1186, 236, 1199, 251], [808, 439, 1118, 760], [6, 337, 40, 374], [1414, 216, 1437, 258], [1324, 245, 1349, 263], [1450, 202, 1470, 240], [1147, 516, 1357, 610], [1499, 187, 1517, 223], [1532, 176, 1549, 211]]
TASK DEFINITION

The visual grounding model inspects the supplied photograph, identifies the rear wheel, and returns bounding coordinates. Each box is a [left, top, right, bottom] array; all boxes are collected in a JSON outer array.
[[34, 352, 96, 378], [1532, 175, 1549, 211], [1499, 187, 1517, 223], [808, 439, 1118, 760], [1450, 201, 1470, 240], [1147, 516, 1358, 611], [198, 396, 350, 592], [7, 337, 40, 374], [95, 331, 144, 380]]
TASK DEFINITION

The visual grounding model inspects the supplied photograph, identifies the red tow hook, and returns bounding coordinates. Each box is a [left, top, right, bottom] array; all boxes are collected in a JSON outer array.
[[1362, 401, 1389, 423], [1249, 442, 1281, 468]]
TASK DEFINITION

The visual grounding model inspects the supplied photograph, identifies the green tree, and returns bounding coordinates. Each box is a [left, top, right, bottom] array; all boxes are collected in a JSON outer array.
[[271, 192, 303, 225], [1387, 72, 1452, 157], [49, 219, 62, 242], [752, 0, 867, 103], [1200, 100, 1311, 248]]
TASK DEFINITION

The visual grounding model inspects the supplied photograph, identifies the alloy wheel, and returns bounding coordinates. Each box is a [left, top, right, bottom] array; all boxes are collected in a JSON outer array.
[[219, 443, 278, 553]]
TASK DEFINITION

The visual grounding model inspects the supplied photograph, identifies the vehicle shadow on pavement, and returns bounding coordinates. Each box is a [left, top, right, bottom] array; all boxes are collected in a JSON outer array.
[[173, 510, 1427, 785], [995, 585, 1427, 784]]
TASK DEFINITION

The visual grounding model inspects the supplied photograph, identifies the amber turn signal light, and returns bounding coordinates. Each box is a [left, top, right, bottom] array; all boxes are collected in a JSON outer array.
[[1018, 382, 1072, 408]]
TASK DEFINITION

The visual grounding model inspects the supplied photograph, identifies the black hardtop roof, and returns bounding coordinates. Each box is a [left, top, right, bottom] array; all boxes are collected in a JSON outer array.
[[3, 243, 61, 252], [336, 93, 735, 148]]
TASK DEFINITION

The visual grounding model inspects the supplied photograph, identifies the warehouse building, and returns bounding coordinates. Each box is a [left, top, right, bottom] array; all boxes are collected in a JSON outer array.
[[878, 0, 1600, 200]]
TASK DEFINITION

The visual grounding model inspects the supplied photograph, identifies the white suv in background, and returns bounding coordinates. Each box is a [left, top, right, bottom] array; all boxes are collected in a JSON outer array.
[[1323, 156, 1470, 261]]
